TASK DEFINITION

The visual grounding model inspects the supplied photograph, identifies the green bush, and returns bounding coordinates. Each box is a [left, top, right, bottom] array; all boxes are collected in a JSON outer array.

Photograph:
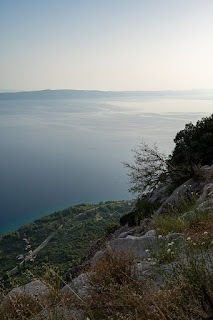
[[104, 223, 118, 235], [120, 198, 160, 226], [168, 114, 213, 182]]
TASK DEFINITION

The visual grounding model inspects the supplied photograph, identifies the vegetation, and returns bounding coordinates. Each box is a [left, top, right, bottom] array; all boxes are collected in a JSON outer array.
[[121, 114, 213, 226], [169, 114, 213, 169], [124, 114, 213, 195], [120, 197, 160, 226], [86, 244, 213, 319], [1, 200, 213, 319], [0, 200, 134, 291], [86, 197, 213, 320], [123, 141, 169, 194]]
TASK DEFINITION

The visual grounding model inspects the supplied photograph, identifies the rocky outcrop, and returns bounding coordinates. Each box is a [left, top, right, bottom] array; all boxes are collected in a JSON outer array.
[[2, 280, 49, 306], [109, 232, 181, 259], [155, 165, 213, 216], [155, 178, 201, 216], [61, 273, 90, 300], [91, 232, 181, 269], [197, 183, 213, 211], [0, 279, 50, 317], [148, 183, 169, 204]]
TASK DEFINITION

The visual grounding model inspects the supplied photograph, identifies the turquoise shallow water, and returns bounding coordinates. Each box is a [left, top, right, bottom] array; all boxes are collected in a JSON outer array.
[[0, 96, 211, 234]]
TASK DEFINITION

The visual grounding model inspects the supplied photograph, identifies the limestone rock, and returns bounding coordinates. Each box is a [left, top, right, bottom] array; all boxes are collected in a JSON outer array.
[[61, 273, 90, 300], [155, 178, 201, 216], [198, 200, 213, 212], [117, 225, 145, 238], [108, 233, 181, 259], [148, 183, 169, 204], [2, 280, 49, 307], [135, 261, 175, 285], [198, 183, 213, 204], [144, 229, 156, 237]]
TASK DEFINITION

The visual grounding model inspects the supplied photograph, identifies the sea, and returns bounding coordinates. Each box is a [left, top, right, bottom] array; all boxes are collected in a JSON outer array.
[[0, 94, 212, 234]]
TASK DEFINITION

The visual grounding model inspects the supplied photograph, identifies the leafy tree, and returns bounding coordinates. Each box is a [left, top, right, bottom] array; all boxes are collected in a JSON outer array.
[[123, 114, 213, 196], [168, 114, 213, 169]]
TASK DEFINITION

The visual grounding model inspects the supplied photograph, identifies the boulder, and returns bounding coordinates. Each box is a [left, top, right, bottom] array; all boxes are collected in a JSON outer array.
[[30, 305, 87, 320], [108, 233, 181, 259], [135, 260, 175, 285], [200, 164, 213, 182], [144, 230, 156, 237], [148, 183, 169, 204], [197, 200, 213, 212], [117, 225, 145, 238], [61, 273, 91, 300], [155, 178, 201, 216], [198, 183, 213, 204], [1, 280, 49, 308]]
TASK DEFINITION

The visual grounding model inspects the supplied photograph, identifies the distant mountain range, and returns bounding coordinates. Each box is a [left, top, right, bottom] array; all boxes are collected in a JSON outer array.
[[1, 89, 213, 100]]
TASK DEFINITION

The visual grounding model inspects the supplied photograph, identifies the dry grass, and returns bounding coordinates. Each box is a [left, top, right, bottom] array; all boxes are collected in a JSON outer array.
[[1, 204, 213, 319], [86, 246, 213, 320], [1, 245, 213, 320]]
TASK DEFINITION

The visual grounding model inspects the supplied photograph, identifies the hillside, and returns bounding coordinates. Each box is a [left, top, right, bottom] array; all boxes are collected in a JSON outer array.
[[0, 200, 134, 289], [1, 89, 213, 100], [0, 166, 213, 319]]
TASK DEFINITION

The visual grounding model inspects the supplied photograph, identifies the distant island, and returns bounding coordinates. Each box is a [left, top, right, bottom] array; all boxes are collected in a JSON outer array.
[[1, 89, 213, 100]]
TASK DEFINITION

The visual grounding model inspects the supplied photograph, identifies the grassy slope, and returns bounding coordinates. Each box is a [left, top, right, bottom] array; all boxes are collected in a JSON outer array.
[[0, 200, 134, 286]]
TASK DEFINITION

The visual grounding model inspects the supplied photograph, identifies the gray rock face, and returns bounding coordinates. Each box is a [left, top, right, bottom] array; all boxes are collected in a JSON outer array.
[[198, 183, 213, 204], [61, 272, 90, 300], [148, 183, 169, 204], [91, 249, 104, 266], [135, 260, 175, 285], [116, 225, 145, 239], [144, 230, 156, 237], [197, 199, 213, 212], [155, 178, 201, 216], [200, 164, 213, 180], [2, 280, 49, 307], [109, 235, 157, 259], [153, 165, 213, 217], [108, 233, 181, 259]]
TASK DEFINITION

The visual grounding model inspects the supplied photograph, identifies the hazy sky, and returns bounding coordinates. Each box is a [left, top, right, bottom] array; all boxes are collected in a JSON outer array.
[[1, 0, 213, 91]]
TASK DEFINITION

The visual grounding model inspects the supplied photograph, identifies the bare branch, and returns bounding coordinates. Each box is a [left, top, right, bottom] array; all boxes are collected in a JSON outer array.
[[123, 141, 169, 195]]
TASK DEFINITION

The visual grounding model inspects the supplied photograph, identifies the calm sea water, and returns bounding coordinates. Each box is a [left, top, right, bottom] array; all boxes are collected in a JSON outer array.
[[0, 97, 211, 234]]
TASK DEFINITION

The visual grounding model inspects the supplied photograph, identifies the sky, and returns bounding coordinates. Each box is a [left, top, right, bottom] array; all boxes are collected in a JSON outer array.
[[1, 0, 213, 92]]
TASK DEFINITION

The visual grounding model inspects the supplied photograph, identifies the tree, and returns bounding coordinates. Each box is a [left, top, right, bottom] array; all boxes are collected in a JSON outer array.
[[123, 114, 213, 196], [168, 114, 213, 169], [123, 141, 171, 195]]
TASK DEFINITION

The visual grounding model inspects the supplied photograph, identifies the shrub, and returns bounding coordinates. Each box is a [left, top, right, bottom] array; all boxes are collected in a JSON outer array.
[[124, 114, 213, 196], [168, 114, 213, 186], [104, 223, 118, 235], [120, 198, 160, 226]]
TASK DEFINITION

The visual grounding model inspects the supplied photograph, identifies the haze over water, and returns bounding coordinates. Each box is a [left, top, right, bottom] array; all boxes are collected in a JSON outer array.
[[0, 93, 212, 234]]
